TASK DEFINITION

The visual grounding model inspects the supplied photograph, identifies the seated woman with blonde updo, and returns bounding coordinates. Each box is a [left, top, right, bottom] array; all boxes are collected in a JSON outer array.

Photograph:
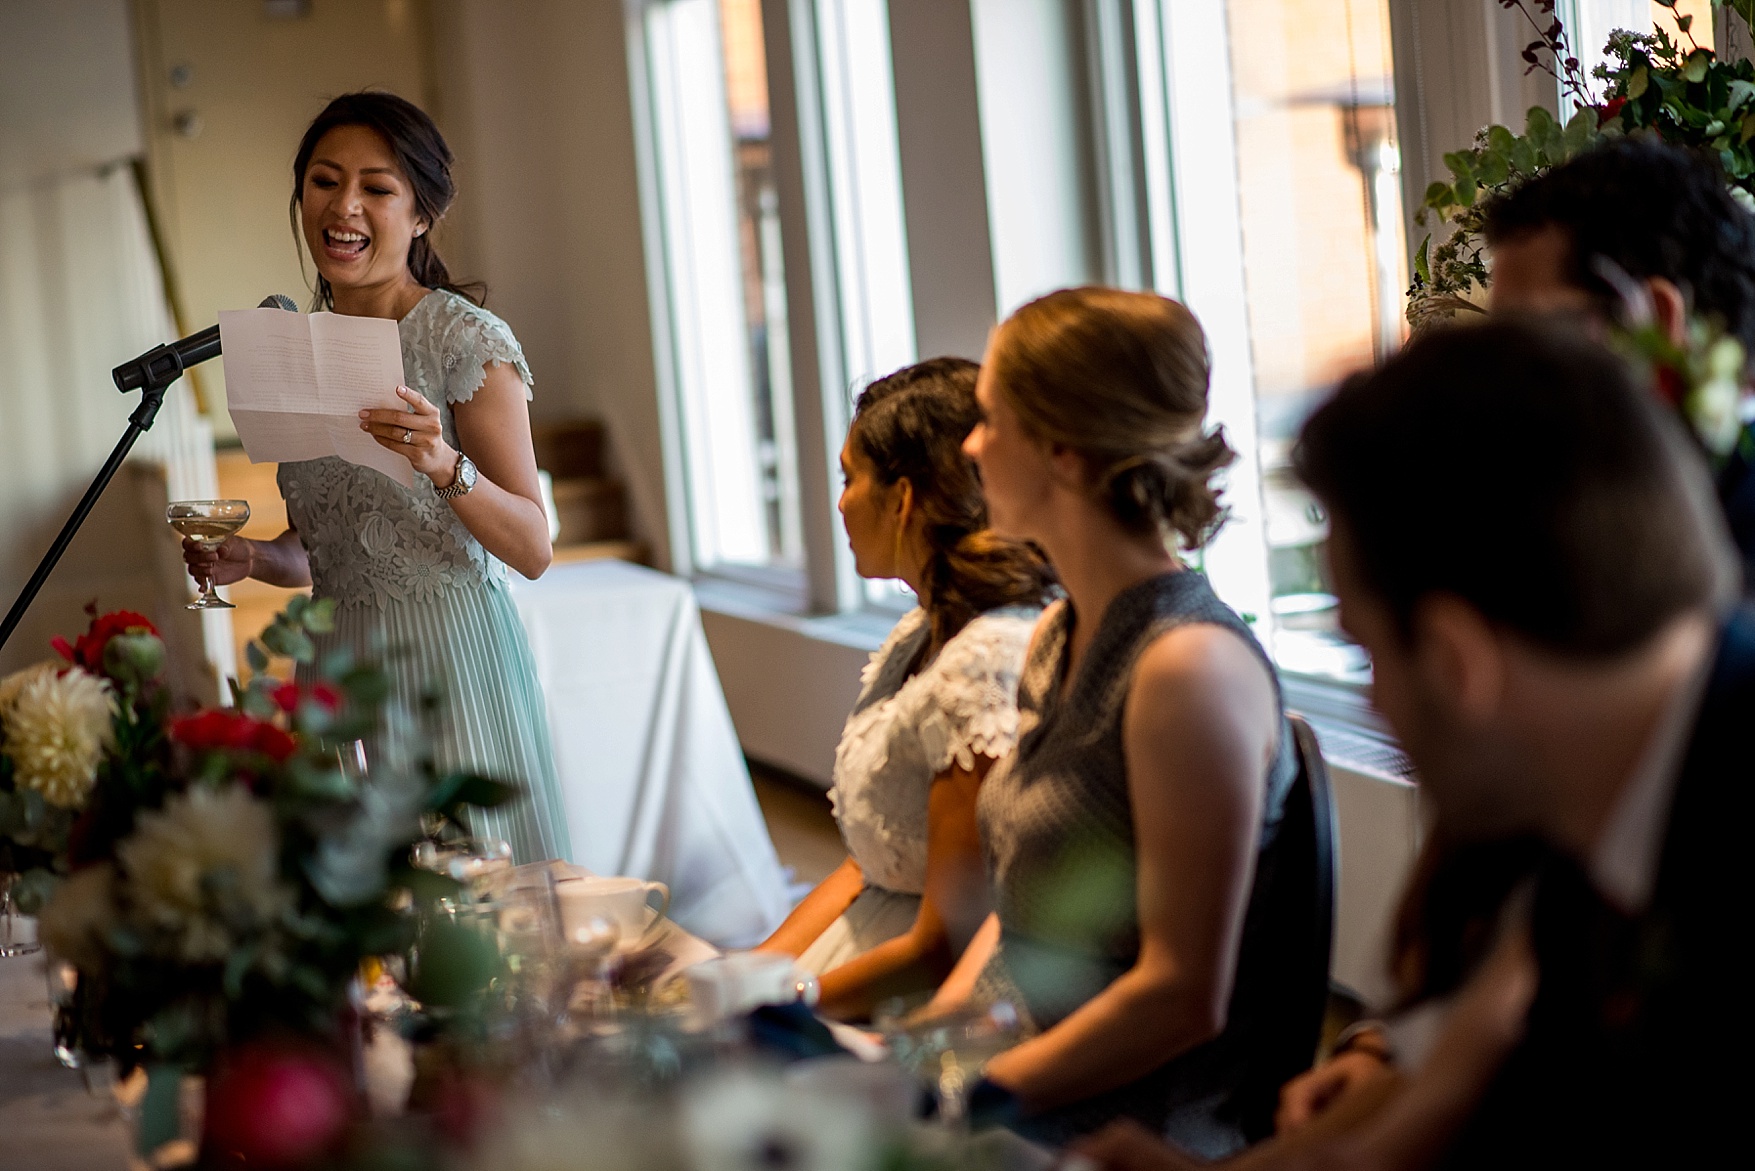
[[757, 358, 1055, 1018], [944, 288, 1297, 1155]]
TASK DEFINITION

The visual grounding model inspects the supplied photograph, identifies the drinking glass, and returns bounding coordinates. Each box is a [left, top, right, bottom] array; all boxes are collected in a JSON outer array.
[[876, 999, 1021, 1131], [47, 957, 80, 1067], [166, 499, 251, 609], [0, 873, 40, 957], [336, 738, 369, 781]]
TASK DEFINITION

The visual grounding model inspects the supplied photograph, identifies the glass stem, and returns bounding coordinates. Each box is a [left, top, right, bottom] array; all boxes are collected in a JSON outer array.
[[938, 1056, 968, 1132]]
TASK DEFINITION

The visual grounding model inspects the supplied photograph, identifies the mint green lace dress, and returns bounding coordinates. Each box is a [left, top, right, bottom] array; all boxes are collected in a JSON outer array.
[[277, 290, 572, 864]]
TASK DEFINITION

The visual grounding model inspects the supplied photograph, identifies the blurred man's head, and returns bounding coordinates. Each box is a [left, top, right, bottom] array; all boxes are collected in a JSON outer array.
[[1295, 322, 1736, 839], [1484, 137, 1755, 350]]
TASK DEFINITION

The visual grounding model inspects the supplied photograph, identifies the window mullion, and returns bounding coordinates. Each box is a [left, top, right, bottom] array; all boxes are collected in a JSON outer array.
[[763, 0, 859, 613], [1153, 0, 1275, 651], [1083, 0, 1153, 291]]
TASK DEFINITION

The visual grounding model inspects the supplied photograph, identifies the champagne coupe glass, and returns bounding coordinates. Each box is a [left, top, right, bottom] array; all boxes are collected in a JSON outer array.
[[167, 499, 251, 610]]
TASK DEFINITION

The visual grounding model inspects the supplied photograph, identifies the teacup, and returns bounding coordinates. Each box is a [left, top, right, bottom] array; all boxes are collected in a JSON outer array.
[[556, 875, 669, 950]]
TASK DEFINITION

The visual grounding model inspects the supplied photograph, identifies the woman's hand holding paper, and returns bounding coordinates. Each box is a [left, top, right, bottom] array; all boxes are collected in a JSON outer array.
[[359, 385, 457, 485]]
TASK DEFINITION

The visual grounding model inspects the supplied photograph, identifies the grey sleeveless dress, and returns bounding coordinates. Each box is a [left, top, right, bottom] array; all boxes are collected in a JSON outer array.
[[277, 290, 572, 866], [975, 571, 1296, 1155]]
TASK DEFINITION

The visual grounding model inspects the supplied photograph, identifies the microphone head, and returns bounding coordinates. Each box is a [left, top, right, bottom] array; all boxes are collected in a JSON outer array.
[[259, 294, 298, 312]]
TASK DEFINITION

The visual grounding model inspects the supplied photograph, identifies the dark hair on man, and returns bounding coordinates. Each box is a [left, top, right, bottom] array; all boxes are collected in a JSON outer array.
[[1483, 136, 1755, 352], [851, 358, 1056, 647], [1295, 321, 1735, 658], [290, 91, 485, 311]]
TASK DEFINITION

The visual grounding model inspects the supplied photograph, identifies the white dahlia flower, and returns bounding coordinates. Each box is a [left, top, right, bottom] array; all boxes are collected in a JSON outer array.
[[1, 664, 115, 809], [117, 785, 291, 964]]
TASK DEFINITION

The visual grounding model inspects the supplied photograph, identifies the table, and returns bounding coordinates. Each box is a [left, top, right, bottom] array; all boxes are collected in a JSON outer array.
[[0, 956, 131, 1171], [510, 560, 792, 949]]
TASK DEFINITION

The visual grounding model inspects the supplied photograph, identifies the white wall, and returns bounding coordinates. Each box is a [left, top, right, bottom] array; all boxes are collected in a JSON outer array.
[[887, 0, 999, 361], [0, 0, 223, 697], [0, 0, 141, 187], [430, 0, 677, 571], [1328, 764, 1423, 1007], [968, 0, 1101, 315], [698, 602, 869, 782]]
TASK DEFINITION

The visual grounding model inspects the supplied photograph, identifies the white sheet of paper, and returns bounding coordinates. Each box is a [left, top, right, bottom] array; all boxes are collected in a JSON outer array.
[[219, 308, 414, 487]]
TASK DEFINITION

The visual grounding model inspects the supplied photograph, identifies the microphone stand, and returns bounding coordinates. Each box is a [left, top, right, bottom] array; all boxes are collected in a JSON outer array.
[[0, 341, 195, 653]]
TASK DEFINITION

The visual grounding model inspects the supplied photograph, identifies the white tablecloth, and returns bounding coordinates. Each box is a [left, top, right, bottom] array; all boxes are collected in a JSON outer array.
[[510, 560, 791, 949]]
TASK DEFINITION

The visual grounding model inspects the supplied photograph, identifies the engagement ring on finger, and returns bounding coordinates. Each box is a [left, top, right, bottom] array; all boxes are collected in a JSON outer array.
[[403, 428, 413, 444]]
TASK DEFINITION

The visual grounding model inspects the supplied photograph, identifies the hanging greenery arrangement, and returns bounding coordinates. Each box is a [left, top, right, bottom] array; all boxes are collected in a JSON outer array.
[[1408, 0, 1755, 329]]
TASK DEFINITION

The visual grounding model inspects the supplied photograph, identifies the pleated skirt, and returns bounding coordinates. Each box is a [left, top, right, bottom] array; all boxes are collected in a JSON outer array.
[[305, 579, 572, 866]]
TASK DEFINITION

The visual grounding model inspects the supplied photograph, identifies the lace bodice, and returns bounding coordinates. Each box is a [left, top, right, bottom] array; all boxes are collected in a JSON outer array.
[[277, 291, 536, 609], [830, 605, 1038, 894]]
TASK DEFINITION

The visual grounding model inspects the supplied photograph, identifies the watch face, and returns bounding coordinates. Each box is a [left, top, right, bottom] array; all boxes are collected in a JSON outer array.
[[460, 456, 478, 490]]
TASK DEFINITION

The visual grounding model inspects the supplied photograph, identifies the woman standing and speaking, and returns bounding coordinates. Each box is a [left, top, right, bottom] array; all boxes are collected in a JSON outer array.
[[184, 91, 570, 865]]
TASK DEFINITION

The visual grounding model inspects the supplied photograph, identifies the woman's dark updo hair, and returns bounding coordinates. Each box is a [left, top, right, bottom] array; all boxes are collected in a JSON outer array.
[[290, 91, 484, 311], [989, 287, 1235, 548], [850, 358, 1056, 647]]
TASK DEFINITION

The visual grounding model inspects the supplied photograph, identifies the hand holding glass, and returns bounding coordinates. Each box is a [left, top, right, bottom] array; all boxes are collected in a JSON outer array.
[[167, 500, 250, 610], [876, 999, 1021, 1130]]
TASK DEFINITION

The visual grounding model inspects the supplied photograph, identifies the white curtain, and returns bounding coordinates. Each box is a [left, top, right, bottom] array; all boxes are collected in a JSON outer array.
[[0, 161, 227, 696]]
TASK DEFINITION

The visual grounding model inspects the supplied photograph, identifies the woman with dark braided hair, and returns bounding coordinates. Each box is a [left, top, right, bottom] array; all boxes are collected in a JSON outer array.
[[180, 92, 570, 864], [757, 358, 1056, 1018]]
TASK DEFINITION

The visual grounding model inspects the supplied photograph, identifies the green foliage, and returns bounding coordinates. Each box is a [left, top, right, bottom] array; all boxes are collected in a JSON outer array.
[[1408, 2, 1755, 327], [1409, 105, 1604, 328]]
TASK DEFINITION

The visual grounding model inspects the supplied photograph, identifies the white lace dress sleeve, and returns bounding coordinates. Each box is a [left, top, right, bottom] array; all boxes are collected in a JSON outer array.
[[913, 610, 1037, 777], [830, 608, 1037, 896], [801, 606, 1039, 976], [410, 294, 536, 405]]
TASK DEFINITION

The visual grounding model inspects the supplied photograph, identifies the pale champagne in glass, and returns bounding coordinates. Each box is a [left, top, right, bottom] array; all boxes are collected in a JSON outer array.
[[167, 499, 250, 610]]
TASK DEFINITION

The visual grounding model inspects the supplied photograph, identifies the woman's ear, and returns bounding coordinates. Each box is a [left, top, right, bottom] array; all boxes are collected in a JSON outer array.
[[894, 476, 915, 529]]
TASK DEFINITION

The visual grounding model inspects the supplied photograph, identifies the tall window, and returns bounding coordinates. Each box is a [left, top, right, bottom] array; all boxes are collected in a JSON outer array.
[[809, 0, 918, 609], [1140, 0, 1405, 683], [813, 0, 917, 393], [644, 0, 803, 573], [1561, 1, 1715, 104]]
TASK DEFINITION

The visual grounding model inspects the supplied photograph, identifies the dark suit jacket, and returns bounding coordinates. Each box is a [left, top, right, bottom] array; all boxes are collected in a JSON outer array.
[[1445, 606, 1755, 1168]]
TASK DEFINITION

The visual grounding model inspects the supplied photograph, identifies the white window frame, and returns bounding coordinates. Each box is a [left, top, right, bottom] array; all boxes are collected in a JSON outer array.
[[639, 0, 778, 573]]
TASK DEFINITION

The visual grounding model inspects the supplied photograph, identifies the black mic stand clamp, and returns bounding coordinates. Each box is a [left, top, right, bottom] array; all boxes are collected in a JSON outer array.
[[0, 347, 192, 653]]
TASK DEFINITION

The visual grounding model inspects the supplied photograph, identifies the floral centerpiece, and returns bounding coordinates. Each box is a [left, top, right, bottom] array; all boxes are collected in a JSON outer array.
[[3, 599, 517, 1164], [1, 607, 164, 933]]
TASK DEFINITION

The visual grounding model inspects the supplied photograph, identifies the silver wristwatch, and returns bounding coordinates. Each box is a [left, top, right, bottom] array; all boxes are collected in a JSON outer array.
[[434, 452, 478, 501]]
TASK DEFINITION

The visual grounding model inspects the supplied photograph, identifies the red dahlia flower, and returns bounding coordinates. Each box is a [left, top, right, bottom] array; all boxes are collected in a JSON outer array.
[[270, 680, 344, 715], [52, 608, 159, 674], [170, 709, 298, 763]]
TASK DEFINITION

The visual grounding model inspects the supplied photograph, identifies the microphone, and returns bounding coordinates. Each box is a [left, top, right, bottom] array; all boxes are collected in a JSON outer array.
[[112, 294, 298, 393]]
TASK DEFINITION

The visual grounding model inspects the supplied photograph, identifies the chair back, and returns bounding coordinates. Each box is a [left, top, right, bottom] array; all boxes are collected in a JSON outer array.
[[1235, 712, 1338, 1140]]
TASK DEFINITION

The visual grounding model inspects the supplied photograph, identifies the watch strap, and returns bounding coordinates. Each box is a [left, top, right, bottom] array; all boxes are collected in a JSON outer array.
[[434, 452, 476, 501]]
